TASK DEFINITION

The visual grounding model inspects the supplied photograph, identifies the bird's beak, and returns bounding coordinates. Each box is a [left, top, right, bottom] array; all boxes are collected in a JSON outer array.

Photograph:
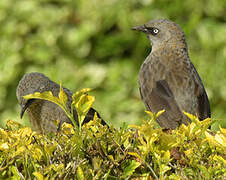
[[20, 99, 35, 119], [131, 25, 147, 33]]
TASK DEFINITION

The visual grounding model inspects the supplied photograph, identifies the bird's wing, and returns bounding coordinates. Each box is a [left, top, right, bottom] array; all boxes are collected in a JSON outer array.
[[191, 63, 211, 120], [139, 76, 186, 129], [82, 108, 108, 126]]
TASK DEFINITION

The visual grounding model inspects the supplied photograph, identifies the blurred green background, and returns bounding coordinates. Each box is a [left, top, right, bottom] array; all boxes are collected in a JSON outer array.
[[0, 0, 225, 130]]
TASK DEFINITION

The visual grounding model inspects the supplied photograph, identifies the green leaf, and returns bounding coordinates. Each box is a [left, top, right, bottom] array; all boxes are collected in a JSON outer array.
[[33, 172, 44, 180], [72, 88, 92, 103], [23, 91, 66, 113], [0, 142, 9, 151], [197, 165, 210, 177], [156, 110, 165, 118], [58, 82, 68, 106], [9, 166, 21, 180], [127, 152, 141, 159], [72, 88, 95, 131], [213, 155, 226, 165], [159, 164, 171, 176], [121, 160, 141, 178], [76, 166, 85, 180], [23, 89, 75, 127]]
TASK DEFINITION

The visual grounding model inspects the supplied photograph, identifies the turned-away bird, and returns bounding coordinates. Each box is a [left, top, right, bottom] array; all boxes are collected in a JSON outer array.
[[132, 19, 211, 129], [16, 72, 106, 133]]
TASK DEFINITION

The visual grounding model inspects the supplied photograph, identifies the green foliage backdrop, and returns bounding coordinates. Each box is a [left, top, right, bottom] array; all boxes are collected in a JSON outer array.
[[0, 0, 225, 129]]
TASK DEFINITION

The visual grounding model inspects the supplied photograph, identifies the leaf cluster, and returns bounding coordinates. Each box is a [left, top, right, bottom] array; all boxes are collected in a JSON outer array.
[[0, 88, 225, 179], [1, 0, 226, 129]]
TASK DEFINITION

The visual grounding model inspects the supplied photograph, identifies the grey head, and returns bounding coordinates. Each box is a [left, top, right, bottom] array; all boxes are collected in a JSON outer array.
[[16, 72, 69, 119], [132, 19, 188, 52]]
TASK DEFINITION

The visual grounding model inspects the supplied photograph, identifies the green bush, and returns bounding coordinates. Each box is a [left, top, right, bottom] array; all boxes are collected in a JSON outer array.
[[0, 116, 225, 179], [0, 0, 226, 129], [0, 89, 225, 179]]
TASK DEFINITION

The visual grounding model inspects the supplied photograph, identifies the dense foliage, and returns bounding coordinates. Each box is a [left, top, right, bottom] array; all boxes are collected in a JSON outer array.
[[0, 88, 225, 179], [0, 0, 226, 129], [0, 0, 225, 179]]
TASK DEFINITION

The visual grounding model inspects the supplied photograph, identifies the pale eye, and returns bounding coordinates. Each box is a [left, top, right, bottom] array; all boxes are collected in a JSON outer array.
[[144, 26, 160, 36], [153, 28, 159, 34]]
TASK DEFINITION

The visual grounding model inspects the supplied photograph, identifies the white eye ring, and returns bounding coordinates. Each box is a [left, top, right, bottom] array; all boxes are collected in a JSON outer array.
[[153, 28, 159, 34]]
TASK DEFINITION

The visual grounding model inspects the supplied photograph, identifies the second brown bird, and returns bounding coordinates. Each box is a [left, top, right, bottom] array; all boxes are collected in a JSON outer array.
[[16, 72, 107, 133]]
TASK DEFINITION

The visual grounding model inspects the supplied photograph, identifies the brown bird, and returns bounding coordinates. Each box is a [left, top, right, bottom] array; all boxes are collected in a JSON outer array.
[[132, 19, 211, 129], [16, 72, 107, 133]]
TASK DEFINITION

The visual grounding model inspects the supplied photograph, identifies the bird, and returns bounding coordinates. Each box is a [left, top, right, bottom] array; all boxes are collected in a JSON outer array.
[[132, 19, 211, 129], [16, 72, 107, 133]]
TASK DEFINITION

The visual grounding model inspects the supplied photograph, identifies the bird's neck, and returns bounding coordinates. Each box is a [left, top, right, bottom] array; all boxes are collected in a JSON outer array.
[[148, 42, 189, 67], [151, 40, 188, 55]]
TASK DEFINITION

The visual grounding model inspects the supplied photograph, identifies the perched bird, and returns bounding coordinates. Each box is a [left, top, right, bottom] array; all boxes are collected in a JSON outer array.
[[132, 19, 211, 129], [16, 72, 106, 133]]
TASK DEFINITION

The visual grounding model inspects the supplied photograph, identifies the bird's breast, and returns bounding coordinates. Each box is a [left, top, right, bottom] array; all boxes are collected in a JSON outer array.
[[139, 51, 198, 115]]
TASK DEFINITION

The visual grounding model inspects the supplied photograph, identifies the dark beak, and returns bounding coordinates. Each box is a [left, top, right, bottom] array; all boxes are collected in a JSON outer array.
[[20, 99, 35, 119], [131, 25, 147, 33]]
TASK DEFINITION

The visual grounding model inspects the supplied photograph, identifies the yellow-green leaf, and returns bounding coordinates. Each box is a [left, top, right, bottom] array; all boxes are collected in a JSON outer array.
[[219, 127, 226, 134], [183, 111, 199, 124], [58, 82, 68, 106], [163, 150, 171, 161], [23, 90, 73, 124], [156, 109, 165, 118], [128, 152, 141, 159], [0, 143, 9, 151], [33, 172, 44, 180], [23, 91, 61, 108], [121, 160, 141, 178], [77, 166, 85, 180], [145, 110, 153, 117], [213, 155, 226, 165], [72, 88, 92, 103], [215, 133, 226, 148]]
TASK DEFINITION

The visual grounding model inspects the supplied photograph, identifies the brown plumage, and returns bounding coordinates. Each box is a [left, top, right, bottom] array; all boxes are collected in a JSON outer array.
[[16, 72, 107, 133], [132, 19, 211, 129]]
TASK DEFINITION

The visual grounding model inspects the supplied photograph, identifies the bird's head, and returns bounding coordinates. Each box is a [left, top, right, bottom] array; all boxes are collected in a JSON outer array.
[[132, 19, 187, 51], [16, 72, 52, 118]]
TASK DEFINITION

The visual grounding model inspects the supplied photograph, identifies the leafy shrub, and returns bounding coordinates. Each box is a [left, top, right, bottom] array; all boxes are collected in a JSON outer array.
[[0, 0, 226, 129], [0, 88, 225, 179]]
